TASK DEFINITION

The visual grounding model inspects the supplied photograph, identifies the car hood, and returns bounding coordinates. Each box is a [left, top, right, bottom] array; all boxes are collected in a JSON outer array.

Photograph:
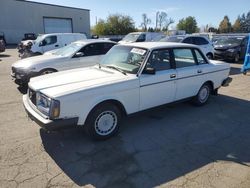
[[12, 54, 65, 68], [214, 44, 239, 50], [29, 66, 133, 97]]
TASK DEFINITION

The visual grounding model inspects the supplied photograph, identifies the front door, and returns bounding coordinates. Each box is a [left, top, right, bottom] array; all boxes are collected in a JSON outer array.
[[70, 42, 115, 69], [41, 35, 60, 53], [139, 49, 177, 110]]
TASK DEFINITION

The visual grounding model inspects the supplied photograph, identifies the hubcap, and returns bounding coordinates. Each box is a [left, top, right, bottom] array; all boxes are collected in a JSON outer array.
[[95, 111, 117, 136], [199, 86, 209, 103]]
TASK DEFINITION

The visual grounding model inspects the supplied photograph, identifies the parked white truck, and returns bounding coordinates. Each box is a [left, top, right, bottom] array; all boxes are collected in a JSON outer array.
[[18, 33, 87, 58]]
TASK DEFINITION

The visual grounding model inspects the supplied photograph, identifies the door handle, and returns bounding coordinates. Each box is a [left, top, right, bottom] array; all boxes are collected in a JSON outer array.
[[55, 45, 59, 47], [170, 74, 176, 78], [197, 69, 202, 73]]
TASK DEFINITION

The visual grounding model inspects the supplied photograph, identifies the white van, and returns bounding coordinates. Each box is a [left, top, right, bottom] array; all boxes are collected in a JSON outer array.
[[118, 32, 165, 44], [29, 33, 87, 54]]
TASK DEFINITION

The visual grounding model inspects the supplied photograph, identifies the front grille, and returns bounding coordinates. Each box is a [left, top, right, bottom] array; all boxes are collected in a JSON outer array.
[[28, 88, 36, 105], [215, 49, 227, 52]]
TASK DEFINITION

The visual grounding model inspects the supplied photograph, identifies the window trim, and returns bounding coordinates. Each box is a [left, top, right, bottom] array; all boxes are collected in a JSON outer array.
[[145, 48, 175, 72]]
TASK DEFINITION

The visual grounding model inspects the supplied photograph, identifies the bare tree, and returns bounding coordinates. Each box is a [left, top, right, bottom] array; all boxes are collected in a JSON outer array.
[[141, 13, 151, 31], [157, 11, 174, 31]]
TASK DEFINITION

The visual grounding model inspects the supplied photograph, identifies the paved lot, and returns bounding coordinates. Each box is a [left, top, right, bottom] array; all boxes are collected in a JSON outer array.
[[0, 48, 250, 188]]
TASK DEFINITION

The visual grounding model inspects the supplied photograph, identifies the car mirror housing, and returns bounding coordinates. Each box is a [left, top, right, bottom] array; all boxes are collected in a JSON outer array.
[[75, 52, 84, 57], [142, 67, 156, 74]]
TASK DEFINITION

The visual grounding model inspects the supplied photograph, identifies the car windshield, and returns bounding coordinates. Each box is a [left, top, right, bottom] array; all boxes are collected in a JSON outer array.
[[100, 45, 148, 74], [54, 43, 83, 57], [215, 38, 242, 45], [160, 36, 184, 42], [121, 33, 141, 42]]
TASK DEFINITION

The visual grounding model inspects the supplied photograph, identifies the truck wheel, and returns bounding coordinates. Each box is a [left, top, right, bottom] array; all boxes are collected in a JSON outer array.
[[192, 83, 211, 106], [85, 103, 121, 140]]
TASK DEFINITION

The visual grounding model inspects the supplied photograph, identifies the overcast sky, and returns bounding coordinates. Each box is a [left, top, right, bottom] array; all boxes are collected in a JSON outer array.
[[31, 0, 250, 29]]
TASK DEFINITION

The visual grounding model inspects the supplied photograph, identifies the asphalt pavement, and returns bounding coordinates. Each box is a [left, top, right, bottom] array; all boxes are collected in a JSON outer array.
[[0, 48, 250, 188]]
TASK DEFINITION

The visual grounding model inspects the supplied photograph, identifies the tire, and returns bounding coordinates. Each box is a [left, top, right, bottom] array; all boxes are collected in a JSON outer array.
[[233, 53, 240, 63], [206, 53, 213, 60], [192, 83, 211, 106], [85, 103, 121, 140], [40, 69, 56, 75]]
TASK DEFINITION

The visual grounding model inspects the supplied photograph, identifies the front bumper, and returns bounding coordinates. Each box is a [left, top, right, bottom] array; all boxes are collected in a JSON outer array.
[[11, 68, 40, 85], [214, 50, 237, 60], [23, 95, 78, 131]]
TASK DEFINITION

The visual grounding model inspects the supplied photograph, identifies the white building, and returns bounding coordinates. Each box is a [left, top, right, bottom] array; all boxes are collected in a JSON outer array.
[[0, 0, 90, 44]]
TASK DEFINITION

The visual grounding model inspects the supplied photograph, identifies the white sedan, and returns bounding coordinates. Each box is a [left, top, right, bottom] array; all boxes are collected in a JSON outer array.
[[11, 39, 116, 85], [23, 42, 232, 140]]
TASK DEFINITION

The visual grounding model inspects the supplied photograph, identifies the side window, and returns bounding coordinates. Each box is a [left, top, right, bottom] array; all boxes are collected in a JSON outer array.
[[194, 37, 208, 45], [136, 34, 146, 42], [42, 36, 57, 46], [182, 37, 193, 44], [146, 49, 171, 71], [194, 50, 207, 64], [82, 43, 103, 56], [102, 43, 115, 54], [173, 49, 196, 68]]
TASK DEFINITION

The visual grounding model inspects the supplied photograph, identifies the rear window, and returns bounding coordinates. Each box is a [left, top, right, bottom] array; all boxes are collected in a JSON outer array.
[[194, 37, 209, 45], [182, 37, 193, 44]]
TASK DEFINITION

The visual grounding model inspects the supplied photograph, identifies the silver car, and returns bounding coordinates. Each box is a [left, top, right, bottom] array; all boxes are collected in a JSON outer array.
[[11, 39, 116, 85]]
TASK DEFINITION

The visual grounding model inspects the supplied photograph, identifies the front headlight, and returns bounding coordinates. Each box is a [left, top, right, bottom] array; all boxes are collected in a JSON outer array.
[[227, 48, 236, 53], [36, 92, 60, 119]]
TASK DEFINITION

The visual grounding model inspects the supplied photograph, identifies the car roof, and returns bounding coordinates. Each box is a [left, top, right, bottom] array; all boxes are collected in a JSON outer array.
[[120, 42, 200, 50], [39, 33, 86, 37], [74, 39, 116, 45]]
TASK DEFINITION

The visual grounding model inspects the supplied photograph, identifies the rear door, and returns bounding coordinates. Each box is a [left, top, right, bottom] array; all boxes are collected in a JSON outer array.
[[70, 42, 115, 68], [174, 48, 208, 100], [193, 37, 210, 55]]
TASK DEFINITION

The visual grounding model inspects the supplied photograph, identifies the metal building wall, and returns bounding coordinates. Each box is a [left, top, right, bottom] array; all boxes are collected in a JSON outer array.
[[0, 0, 90, 44]]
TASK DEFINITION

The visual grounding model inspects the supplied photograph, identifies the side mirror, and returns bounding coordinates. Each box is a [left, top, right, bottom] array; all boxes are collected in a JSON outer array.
[[39, 41, 43, 47], [91, 35, 99, 39], [75, 52, 84, 57], [39, 40, 46, 47], [142, 67, 156, 74]]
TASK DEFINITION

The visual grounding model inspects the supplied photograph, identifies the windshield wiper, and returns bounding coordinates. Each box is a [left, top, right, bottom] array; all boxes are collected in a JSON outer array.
[[106, 65, 127, 75]]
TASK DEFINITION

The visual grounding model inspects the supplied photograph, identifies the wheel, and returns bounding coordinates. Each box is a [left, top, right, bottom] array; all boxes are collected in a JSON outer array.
[[40, 69, 56, 75], [192, 83, 211, 106], [233, 53, 240, 63], [206, 53, 213, 60], [85, 103, 121, 140]]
